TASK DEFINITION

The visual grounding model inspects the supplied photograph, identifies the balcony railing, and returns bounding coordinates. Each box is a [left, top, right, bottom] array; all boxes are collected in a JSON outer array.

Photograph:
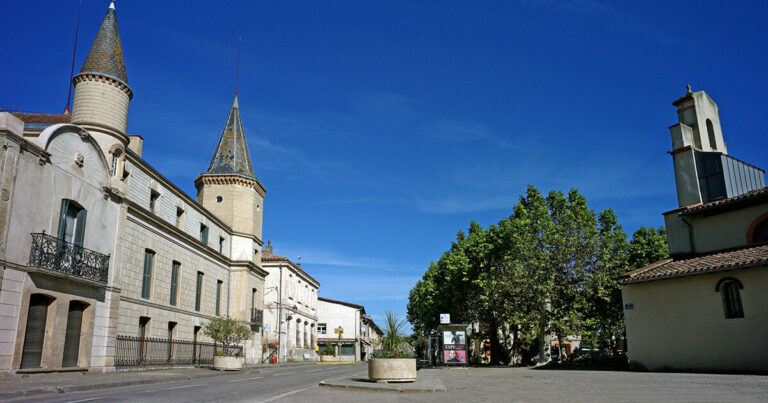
[[251, 308, 263, 326], [28, 232, 110, 284]]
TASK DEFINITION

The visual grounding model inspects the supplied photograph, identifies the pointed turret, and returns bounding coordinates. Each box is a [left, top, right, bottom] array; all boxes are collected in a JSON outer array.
[[196, 96, 266, 252], [72, 0, 132, 143], [205, 96, 255, 178]]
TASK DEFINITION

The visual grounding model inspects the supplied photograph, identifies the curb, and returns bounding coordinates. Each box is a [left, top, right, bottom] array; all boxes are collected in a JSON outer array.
[[318, 380, 446, 394]]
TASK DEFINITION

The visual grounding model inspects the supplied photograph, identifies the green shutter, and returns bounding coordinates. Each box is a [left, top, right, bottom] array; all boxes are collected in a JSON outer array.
[[57, 200, 70, 240], [215, 281, 221, 316], [195, 272, 203, 311], [170, 262, 179, 306], [73, 208, 87, 247], [200, 226, 209, 244], [141, 250, 154, 299]]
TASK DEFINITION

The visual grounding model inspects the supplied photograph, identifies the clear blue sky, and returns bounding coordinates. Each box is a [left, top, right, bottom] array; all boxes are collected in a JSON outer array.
[[3, 1, 768, 330]]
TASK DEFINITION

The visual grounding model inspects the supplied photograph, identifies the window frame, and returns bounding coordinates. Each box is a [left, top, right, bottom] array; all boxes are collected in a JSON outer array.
[[195, 271, 204, 312], [141, 249, 155, 300], [170, 261, 180, 306]]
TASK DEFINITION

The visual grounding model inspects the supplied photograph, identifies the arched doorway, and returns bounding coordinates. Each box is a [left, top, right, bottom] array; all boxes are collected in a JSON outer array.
[[62, 301, 88, 367], [20, 294, 54, 369]]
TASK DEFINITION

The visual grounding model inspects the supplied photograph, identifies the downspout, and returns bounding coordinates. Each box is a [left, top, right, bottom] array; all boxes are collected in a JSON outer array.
[[226, 235, 232, 317], [679, 214, 696, 254]]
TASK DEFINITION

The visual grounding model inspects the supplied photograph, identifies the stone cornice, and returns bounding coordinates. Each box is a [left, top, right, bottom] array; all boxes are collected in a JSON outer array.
[[231, 231, 264, 247], [230, 261, 269, 279], [194, 174, 267, 198], [78, 123, 129, 144], [73, 73, 133, 100]]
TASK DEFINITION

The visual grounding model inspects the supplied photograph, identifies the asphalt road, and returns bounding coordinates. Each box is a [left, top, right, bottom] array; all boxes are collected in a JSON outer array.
[[8, 363, 365, 403]]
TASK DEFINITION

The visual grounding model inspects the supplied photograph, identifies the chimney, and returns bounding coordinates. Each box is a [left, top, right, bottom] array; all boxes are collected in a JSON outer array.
[[264, 240, 273, 255], [128, 134, 143, 157]]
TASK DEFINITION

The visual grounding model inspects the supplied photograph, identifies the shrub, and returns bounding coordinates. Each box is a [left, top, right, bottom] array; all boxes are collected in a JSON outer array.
[[203, 317, 251, 357]]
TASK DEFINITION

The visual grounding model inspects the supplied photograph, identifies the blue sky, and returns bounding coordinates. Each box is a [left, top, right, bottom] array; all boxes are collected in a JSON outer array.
[[3, 1, 768, 331]]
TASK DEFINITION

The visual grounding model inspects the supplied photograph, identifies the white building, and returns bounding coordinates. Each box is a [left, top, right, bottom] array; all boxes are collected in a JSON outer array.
[[316, 297, 381, 361], [620, 87, 768, 373], [261, 243, 320, 362], [0, 1, 269, 372]]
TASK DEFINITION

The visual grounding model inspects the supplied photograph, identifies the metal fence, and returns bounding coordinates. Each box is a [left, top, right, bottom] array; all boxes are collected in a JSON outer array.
[[28, 232, 110, 283], [115, 335, 243, 367]]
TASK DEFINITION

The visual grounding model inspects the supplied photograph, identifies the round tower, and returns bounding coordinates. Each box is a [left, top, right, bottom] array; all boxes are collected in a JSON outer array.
[[71, 1, 132, 152]]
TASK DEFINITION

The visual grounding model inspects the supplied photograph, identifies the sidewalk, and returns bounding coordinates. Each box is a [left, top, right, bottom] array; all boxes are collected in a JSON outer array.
[[0, 361, 312, 400]]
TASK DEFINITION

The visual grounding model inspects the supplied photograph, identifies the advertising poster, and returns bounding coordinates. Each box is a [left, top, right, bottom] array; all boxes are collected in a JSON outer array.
[[443, 330, 465, 346], [443, 349, 466, 363]]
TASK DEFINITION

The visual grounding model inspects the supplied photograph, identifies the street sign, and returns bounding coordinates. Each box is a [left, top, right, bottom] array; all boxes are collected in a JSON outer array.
[[263, 324, 271, 333], [334, 327, 343, 334], [440, 313, 450, 324]]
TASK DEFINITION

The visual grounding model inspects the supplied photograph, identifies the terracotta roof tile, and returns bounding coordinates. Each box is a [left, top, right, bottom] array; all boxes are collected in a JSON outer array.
[[12, 113, 71, 125], [665, 187, 768, 216], [621, 243, 768, 284]]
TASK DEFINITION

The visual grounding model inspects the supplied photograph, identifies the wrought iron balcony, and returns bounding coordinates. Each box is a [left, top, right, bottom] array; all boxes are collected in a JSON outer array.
[[251, 308, 263, 326], [28, 232, 110, 284]]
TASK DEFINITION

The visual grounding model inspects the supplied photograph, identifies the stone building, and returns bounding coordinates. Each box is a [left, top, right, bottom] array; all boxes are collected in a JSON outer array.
[[316, 297, 380, 361], [0, 1, 268, 372], [260, 243, 319, 362], [620, 87, 768, 373]]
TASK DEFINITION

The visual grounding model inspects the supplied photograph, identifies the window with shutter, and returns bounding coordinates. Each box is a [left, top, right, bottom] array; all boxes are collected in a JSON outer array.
[[141, 250, 155, 299], [170, 261, 180, 306]]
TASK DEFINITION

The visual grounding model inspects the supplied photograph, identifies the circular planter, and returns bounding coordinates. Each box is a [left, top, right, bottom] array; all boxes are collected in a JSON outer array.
[[213, 356, 244, 371], [368, 358, 417, 383]]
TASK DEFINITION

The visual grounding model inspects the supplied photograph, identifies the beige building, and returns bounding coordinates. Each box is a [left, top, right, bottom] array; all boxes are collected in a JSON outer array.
[[0, 1, 269, 372], [261, 243, 320, 362], [620, 87, 768, 373], [316, 297, 381, 361]]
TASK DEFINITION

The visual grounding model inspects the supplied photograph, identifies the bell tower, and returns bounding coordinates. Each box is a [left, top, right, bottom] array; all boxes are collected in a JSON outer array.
[[71, 0, 132, 157], [195, 96, 266, 262]]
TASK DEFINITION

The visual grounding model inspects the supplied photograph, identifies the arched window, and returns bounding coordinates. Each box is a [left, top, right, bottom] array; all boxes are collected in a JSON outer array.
[[706, 119, 717, 150], [747, 213, 768, 244], [716, 278, 744, 319]]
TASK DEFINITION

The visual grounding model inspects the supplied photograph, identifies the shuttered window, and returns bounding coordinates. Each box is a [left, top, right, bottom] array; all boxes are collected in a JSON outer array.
[[215, 280, 223, 316], [141, 250, 155, 299], [57, 199, 87, 246], [200, 224, 209, 245], [170, 261, 180, 306], [195, 272, 204, 312], [21, 294, 53, 369]]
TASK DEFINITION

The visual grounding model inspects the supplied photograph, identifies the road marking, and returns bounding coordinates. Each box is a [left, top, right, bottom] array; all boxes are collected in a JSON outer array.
[[307, 369, 324, 372], [272, 372, 296, 376], [162, 384, 202, 391], [66, 398, 104, 403], [259, 385, 315, 402], [142, 389, 161, 393], [229, 376, 264, 383]]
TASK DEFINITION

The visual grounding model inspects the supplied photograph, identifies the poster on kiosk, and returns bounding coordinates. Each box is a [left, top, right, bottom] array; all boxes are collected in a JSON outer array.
[[443, 330, 467, 364]]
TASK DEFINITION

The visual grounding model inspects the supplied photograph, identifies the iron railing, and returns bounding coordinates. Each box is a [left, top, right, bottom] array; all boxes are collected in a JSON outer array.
[[28, 232, 110, 284], [115, 335, 243, 367], [251, 308, 263, 326]]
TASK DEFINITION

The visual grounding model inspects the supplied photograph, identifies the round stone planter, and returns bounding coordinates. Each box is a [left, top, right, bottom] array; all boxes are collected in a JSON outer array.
[[368, 358, 417, 383], [213, 356, 244, 371]]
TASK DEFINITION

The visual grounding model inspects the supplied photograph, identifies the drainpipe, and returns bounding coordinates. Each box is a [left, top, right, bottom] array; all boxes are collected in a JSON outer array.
[[226, 235, 232, 317], [679, 214, 696, 254]]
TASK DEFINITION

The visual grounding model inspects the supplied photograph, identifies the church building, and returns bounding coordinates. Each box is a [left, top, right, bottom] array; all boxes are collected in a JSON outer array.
[[0, 1, 270, 372], [620, 87, 768, 373]]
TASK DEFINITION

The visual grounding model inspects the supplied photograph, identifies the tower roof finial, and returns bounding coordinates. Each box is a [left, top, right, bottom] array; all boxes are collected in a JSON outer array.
[[686, 84, 692, 95]]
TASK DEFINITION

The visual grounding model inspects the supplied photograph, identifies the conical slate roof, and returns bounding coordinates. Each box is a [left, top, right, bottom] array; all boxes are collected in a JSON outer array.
[[79, 1, 128, 85], [205, 96, 255, 178]]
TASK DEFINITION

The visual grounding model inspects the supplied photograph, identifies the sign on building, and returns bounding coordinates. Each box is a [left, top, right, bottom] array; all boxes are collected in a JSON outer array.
[[334, 327, 344, 334], [263, 324, 271, 333], [439, 313, 450, 324]]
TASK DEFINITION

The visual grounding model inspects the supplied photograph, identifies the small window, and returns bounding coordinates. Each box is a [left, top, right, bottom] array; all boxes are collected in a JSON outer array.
[[57, 199, 87, 247], [317, 323, 326, 334], [706, 119, 717, 150], [195, 271, 204, 312], [215, 280, 223, 316], [216, 196, 223, 203], [219, 237, 225, 254], [170, 261, 180, 306], [200, 224, 209, 244], [149, 191, 160, 214], [717, 278, 744, 319], [176, 208, 184, 228], [111, 150, 121, 176], [141, 250, 155, 299]]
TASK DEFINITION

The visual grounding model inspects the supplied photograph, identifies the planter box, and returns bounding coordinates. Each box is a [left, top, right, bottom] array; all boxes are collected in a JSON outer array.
[[368, 358, 417, 383], [213, 356, 243, 371], [319, 355, 337, 362]]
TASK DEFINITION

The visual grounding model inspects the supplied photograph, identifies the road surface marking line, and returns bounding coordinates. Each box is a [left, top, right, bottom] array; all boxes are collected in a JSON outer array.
[[259, 385, 315, 402], [66, 398, 103, 403], [163, 384, 202, 390], [272, 372, 296, 376], [229, 376, 264, 382], [307, 369, 324, 372]]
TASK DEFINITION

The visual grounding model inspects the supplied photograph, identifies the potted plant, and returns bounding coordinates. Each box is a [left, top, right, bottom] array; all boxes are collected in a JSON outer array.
[[319, 342, 336, 362], [368, 312, 417, 383], [203, 317, 251, 370]]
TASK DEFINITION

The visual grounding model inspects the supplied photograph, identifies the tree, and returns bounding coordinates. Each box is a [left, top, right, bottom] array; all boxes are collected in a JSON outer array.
[[629, 227, 669, 268], [203, 317, 251, 356]]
